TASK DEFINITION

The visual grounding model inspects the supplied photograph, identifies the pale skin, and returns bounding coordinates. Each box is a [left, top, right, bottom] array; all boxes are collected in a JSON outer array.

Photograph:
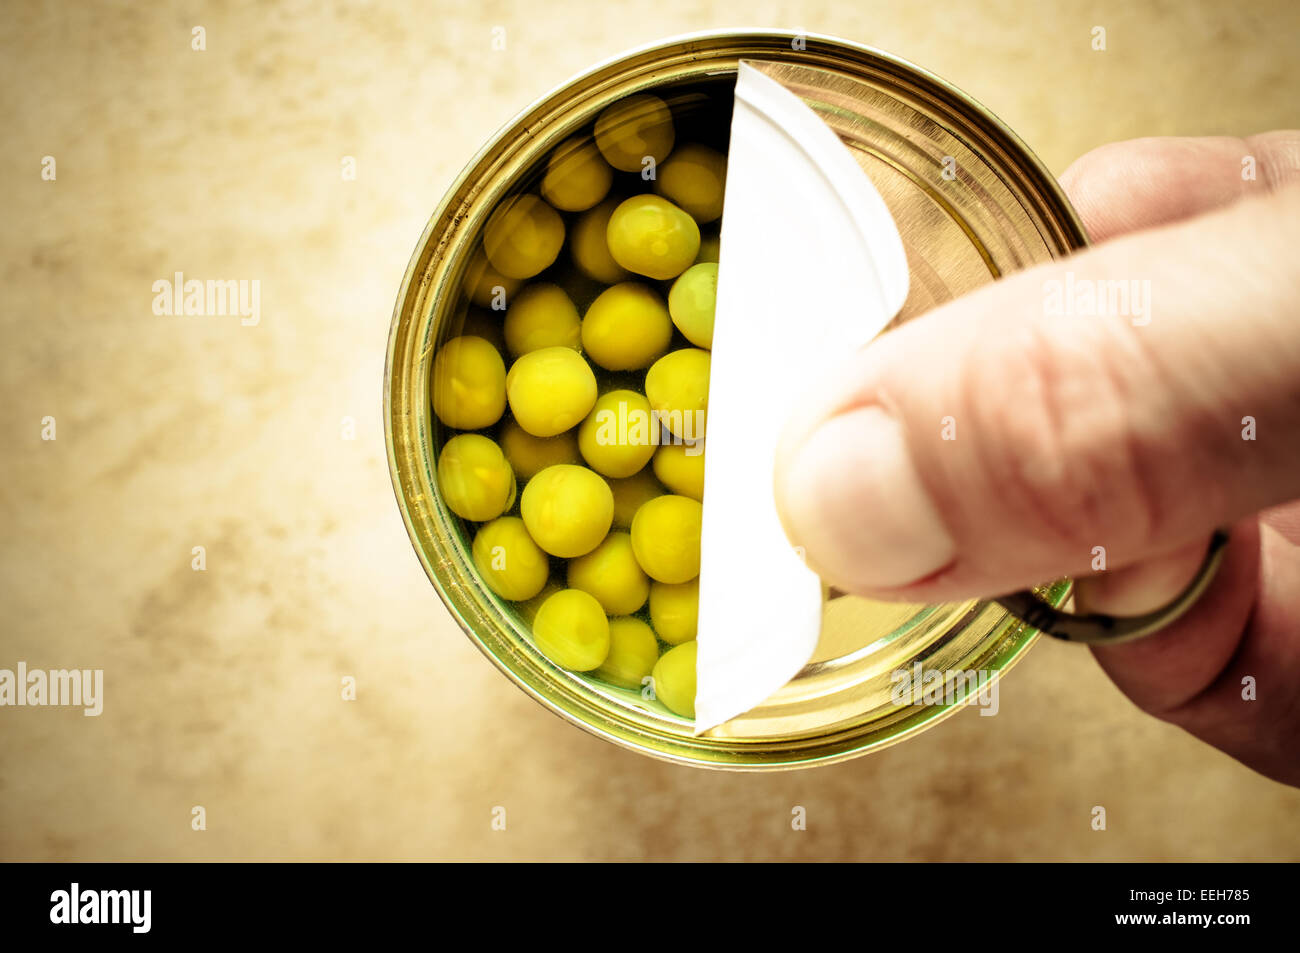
[[775, 132, 1300, 787]]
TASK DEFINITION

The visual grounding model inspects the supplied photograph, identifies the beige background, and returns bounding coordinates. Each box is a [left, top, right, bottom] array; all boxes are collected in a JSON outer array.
[[2, 0, 1298, 860]]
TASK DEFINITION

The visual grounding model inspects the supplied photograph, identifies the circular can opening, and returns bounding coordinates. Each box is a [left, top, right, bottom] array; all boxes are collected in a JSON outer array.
[[385, 31, 1087, 769]]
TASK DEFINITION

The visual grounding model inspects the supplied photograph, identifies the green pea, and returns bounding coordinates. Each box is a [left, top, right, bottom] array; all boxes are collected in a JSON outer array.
[[580, 283, 673, 371], [695, 232, 721, 264], [606, 195, 700, 281], [578, 389, 658, 478], [651, 443, 705, 501], [595, 617, 660, 690], [567, 531, 649, 615], [472, 517, 549, 601], [520, 464, 614, 558], [630, 494, 701, 584], [464, 248, 521, 309], [532, 589, 610, 671], [667, 262, 717, 349], [483, 194, 566, 280], [606, 468, 665, 531], [499, 419, 580, 481], [504, 283, 581, 358], [654, 143, 727, 223], [431, 335, 507, 431], [506, 346, 597, 437], [594, 94, 675, 173], [437, 433, 516, 521], [570, 198, 632, 285], [541, 135, 614, 212], [652, 640, 697, 718], [649, 579, 699, 646], [645, 347, 710, 441]]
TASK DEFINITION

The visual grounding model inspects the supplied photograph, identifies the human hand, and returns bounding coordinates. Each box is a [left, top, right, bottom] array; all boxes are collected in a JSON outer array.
[[774, 133, 1300, 785]]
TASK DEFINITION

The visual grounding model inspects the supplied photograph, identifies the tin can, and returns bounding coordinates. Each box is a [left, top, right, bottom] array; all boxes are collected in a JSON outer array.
[[385, 31, 1088, 769]]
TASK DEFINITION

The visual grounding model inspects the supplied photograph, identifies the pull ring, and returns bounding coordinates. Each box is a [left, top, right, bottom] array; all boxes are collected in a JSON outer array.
[[993, 529, 1231, 645]]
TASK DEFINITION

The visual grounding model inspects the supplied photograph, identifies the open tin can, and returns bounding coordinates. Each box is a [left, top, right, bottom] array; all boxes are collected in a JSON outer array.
[[385, 31, 1088, 769]]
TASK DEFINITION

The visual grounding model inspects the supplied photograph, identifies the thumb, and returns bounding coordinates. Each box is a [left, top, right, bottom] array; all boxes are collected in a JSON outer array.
[[774, 183, 1300, 604]]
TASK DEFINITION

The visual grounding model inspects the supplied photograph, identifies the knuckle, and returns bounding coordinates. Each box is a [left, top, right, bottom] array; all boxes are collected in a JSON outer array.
[[1245, 130, 1300, 191]]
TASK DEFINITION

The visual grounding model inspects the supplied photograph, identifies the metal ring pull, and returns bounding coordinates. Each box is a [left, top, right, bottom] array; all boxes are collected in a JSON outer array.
[[993, 529, 1231, 645]]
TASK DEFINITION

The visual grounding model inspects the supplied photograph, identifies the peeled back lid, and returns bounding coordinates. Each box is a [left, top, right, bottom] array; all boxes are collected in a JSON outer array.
[[694, 52, 1085, 739]]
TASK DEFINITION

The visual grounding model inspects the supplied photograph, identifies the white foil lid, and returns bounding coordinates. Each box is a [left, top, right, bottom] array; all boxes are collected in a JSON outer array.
[[694, 61, 910, 733]]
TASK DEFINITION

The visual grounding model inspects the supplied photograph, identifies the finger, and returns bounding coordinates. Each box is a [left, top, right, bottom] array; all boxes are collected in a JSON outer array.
[[773, 183, 1300, 603], [1060, 131, 1300, 242], [1089, 518, 1260, 716], [1053, 133, 1300, 615], [1260, 499, 1300, 546], [1135, 520, 1300, 787], [1057, 132, 1300, 614], [1090, 513, 1300, 788], [1072, 536, 1209, 616]]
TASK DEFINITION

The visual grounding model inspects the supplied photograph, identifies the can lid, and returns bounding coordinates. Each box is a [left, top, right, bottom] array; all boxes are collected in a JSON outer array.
[[695, 61, 909, 732]]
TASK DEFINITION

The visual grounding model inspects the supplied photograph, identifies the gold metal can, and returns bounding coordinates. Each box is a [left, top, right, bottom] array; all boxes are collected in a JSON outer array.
[[385, 31, 1087, 769]]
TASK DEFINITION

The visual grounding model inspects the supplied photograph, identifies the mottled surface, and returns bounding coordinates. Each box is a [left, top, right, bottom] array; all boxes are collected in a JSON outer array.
[[2, 0, 1298, 860]]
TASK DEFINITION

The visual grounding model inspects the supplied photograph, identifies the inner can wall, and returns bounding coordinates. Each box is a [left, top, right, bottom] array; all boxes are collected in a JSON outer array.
[[385, 31, 1087, 769]]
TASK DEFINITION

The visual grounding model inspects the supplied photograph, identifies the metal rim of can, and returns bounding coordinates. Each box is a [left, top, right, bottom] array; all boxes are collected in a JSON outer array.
[[385, 30, 1089, 770]]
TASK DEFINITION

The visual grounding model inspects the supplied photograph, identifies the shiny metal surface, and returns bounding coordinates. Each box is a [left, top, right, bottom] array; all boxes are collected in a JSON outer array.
[[386, 31, 1087, 768]]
